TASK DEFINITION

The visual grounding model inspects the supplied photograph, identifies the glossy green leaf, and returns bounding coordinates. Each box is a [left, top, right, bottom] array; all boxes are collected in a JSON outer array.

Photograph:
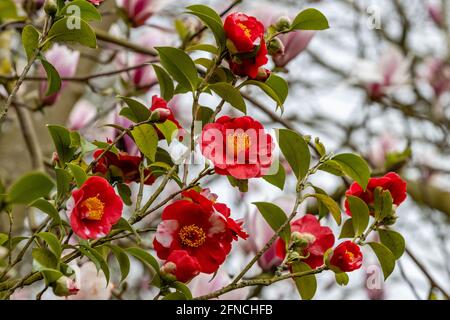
[[118, 96, 151, 123], [163, 292, 188, 300], [131, 124, 158, 162], [172, 281, 193, 300], [107, 244, 130, 283], [45, 17, 97, 48], [126, 247, 161, 286], [30, 199, 61, 224], [332, 153, 370, 190], [185, 44, 219, 54], [59, 0, 101, 22], [367, 242, 396, 280], [0, 0, 19, 23], [242, 80, 284, 108], [291, 8, 329, 30], [291, 261, 317, 300], [253, 202, 291, 243], [152, 64, 174, 101], [22, 25, 40, 62], [347, 195, 369, 237], [47, 125, 77, 164], [55, 168, 71, 202], [0, 233, 8, 246], [117, 183, 132, 206], [307, 193, 341, 225], [40, 268, 63, 285], [339, 218, 355, 239], [79, 245, 110, 284], [378, 229, 405, 260], [37, 232, 62, 258], [262, 160, 286, 190], [155, 120, 178, 144], [277, 129, 310, 180], [32, 248, 58, 271], [209, 82, 246, 114], [40, 59, 62, 96], [186, 5, 226, 48], [67, 163, 87, 187], [265, 73, 288, 107], [156, 47, 199, 91], [335, 272, 349, 286], [7, 172, 54, 205]]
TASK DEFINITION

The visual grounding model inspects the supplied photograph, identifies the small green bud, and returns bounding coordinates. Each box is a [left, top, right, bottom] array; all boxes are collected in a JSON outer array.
[[275, 16, 292, 31], [268, 38, 285, 56], [52, 276, 79, 297], [44, 0, 58, 16]]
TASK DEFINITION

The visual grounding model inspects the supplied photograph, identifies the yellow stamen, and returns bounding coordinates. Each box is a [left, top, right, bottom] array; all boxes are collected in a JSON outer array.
[[227, 133, 251, 154], [237, 22, 252, 38], [345, 250, 355, 261], [179, 224, 206, 248], [81, 196, 105, 221]]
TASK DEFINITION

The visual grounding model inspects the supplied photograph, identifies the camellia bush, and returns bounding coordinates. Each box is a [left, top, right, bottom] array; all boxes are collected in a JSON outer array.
[[0, 0, 410, 300]]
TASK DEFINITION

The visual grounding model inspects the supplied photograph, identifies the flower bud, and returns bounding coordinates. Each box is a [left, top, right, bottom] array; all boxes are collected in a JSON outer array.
[[255, 68, 271, 82], [160, 262, 178, 282], [150, 108, 171, 123], [275, 16, 292, 32], [52, 276, 79, 297], [44, 0, 58, 16], [51, 152, 59, 165], [268, 38, 285, 56], [382, 213, 398, 226]]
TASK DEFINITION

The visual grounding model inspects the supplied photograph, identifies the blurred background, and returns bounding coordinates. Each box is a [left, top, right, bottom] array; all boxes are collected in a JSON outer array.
[[1, 0, 449, 300]]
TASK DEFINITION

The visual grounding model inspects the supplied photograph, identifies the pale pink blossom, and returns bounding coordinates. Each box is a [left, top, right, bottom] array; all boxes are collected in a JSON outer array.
[[67, 262, 113, 300], [188, 268, 250, 300], [423, 58, 450, 97], [428, 3, 444, 27], [116, 0, 172, 27], [253, 6, 315, 68], [39, 44, 80, 106], [67, 100, 97, 131]]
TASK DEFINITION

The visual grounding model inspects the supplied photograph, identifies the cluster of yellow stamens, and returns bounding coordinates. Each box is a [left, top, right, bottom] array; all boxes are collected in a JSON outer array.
[[81, 196, 105, 221], [227, 132, 251, 154], [179, 224, 206, 248], [344, 250, 355, 261], [237, 22, 252, 38]]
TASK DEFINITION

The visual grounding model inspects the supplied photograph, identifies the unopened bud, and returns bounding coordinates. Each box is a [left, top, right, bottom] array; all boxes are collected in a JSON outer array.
[[51, 152, 59, 165], [255, 68, 271, 82], [52, 276, 79, 297], [44, 0, 58, 16], [150, 108, 171, 123], [382, 213, 398, 226], [159, 262, 177, 282], [275, 16, 292, 31], [268, 38, 285, 56]]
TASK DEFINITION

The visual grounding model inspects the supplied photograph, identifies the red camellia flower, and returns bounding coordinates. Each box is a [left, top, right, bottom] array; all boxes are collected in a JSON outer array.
[[149, 95, 184, 140], [275, 214, 335, 269], [67, 176, 123, 239], [224, 13, 269, 79], [201, 116, 273, 180], [92, 148, 155, 185], [344, 172, 407, 216], [329, 241, 363, 272], [161, 250, 201, 283], [153, 189, 248, 274]]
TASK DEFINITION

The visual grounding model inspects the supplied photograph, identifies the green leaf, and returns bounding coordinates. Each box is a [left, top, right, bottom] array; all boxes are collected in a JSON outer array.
[[378, 190, 393, 221], [265, 74, 288, 107], [335, 272, 349, 286], [208, 82, 246, 114], [131, 124, 158, 162], [347, 195, 369, 237], [155, 120, 178, 144], [227, 176, 248, 192], [55, 168, 71, 202], [37, 232, 62, 258], [22, 25, 40, 62], [59, 0, 101, 22], [40, 59, 62, 96], [125, 247, 160, 272], [0, 233, 8, 246], [0, 0, 19, 23], [291, 261, 317, 300], [45, 17, 97, 48], [32, 248, 58, 271], [118, 96, 151, 123], [186, 5, 226, 48], [156, 47, 199, 91], [92, 141, 119, 155], [196, 106, 214, 126], [185, 44, 219, 54], [262, 161, 286, 190], [29, 199, 61, 224], [112, 218, 140, 242], [367, 242, 396, 280], [318, 160, 345, 176], [339, 218, 355, 239], [253, 202, 291, 243], [276, 129, 310, 180], [107, 244, 130, 283], [7, 172, 54, 205], [332, 153, 371, 190], [79, 245, 110, 284], [67, 163, 87, 187], [117, 183, 132, 206], [291, 8, 329, 30], [306, 193, 341, 225], [242, 80, 284, 108], [47, 125, 77, 164], [40, 268, 63, 285], [152, 64, 174, 101], [163, 292, 188, 300], [172, 281, 193, 300], [378, 229, 405, 260]]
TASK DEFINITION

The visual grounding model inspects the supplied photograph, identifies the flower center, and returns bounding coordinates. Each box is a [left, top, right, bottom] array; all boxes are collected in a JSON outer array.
[[237, 22, 252, 38], [227, 132, 251, 154], [179, 224, 206, 248], [81, 196, 105, 221], [345, 250, 355, 261]]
